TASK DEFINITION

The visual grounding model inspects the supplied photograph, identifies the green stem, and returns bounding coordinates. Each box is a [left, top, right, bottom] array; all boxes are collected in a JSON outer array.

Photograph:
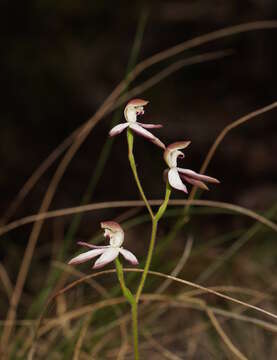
[[131, 302, 139, 360], [135, 183, 171, 303], [115, 259, 139, 360], [127, 128, 154, 219]]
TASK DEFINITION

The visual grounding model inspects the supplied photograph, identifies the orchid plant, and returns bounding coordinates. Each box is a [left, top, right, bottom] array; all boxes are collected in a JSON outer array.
[[68, 98, 219, 360]]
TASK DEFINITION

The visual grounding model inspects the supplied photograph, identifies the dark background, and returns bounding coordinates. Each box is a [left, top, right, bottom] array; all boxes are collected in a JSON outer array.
[[1, 0, 277, 298]]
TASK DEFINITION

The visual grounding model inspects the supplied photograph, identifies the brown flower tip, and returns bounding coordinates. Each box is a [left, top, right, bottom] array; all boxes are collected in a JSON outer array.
[[126, 98, 149, 107], [166, 141, 191, 152], [100, 221, 123, 233]]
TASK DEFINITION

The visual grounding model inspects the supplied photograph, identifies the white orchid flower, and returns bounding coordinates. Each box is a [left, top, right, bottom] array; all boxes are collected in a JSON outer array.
[[68, 221, 138, 269], [109, 98, 165, 149], [164, 141, 220, 193]]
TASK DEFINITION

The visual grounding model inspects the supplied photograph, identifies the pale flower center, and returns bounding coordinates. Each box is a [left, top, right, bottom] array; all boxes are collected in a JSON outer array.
[[104, 229, 124, 248], [125, 107, 137, 123], [124, 106, 144, 123], [167, 150, 184, 168], [109, 231, 124, 247]]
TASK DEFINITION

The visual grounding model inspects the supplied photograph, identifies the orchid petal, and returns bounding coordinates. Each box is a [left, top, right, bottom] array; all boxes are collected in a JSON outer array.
[[93, 247, 119, 269], [177, 168, 220, 183], [119, 248, 139, 265], [180, 175, 209, 190], [109, 123, 129, 137], [77, 241, 109, 249], [68, 248, 105, 265], [168, 168, 188, 193], [129, 123, 165, 149], [136, 122, 163, 129]]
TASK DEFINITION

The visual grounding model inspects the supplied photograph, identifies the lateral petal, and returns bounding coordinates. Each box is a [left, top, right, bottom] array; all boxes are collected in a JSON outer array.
[[168, 168, 188, 193], [68, 249, 105, 265], [93, 247, 120, 269], [77, 241, 109, 249], [180, 174, 209, 190], [119, 248, 139, 265], [129, 123, 165, 149], [177, 168, 220, 183], [136, 122, 163, 129], [109, 123, 129, 137]]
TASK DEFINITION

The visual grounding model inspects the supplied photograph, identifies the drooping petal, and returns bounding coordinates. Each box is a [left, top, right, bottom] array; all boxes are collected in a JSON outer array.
[[119, 248, 139, 265], [179, 174, 209, 190], [109, 123, 129, 137], [68, 248, 105, 265], [93, 247, 120, 269], [168, 168, 188, 193], [129, 123, 165, 149], [136, 122, 163, 129], [177, 168, 220, 183], [77, 241, 109, 249]]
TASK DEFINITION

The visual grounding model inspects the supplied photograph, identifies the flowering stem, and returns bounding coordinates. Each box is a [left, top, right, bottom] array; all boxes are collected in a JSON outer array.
[[127, 128, 154, 219], [135, 182, 171, 303], [115, 258, 139, 360]]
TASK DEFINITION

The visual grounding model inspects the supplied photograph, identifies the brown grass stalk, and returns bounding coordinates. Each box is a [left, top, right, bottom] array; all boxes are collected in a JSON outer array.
[[1, 198, 276, 236]]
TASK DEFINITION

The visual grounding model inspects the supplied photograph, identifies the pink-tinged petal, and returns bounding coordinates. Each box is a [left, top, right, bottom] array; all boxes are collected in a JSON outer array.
[[109, 123, 129, 137], [168, 168, 188, 193], [129, 123, 165, 149], [68, 249, 105, 265], [166, 141, 191, 152], [119, 248, 139, 265], [93, 247, 119, 269], [179, 174, 209, 190], [126, 98, 149, 107], [77, 241, 109, 249], [177, 168, 220, 183], [136, 122, 163, 129]]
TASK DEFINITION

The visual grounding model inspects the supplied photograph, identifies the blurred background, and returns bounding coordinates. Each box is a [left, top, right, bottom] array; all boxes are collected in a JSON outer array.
[[1, 1, 277, 359]]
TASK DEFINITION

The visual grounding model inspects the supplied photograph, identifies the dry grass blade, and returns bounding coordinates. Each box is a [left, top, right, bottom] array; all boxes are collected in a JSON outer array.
[[73, 317, 90, 360], [135, 21, 277, 73], [0, 263, 13, 300], [51, 269, 277, 321], [156, 235, 193, 294], [206, 308, 248, 360], [188, 101, 277, 203], [143, 331, 183, 360], [119, 50, 234, 104], [0, 134, 77, 226], [1, 199, 276, 236]]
